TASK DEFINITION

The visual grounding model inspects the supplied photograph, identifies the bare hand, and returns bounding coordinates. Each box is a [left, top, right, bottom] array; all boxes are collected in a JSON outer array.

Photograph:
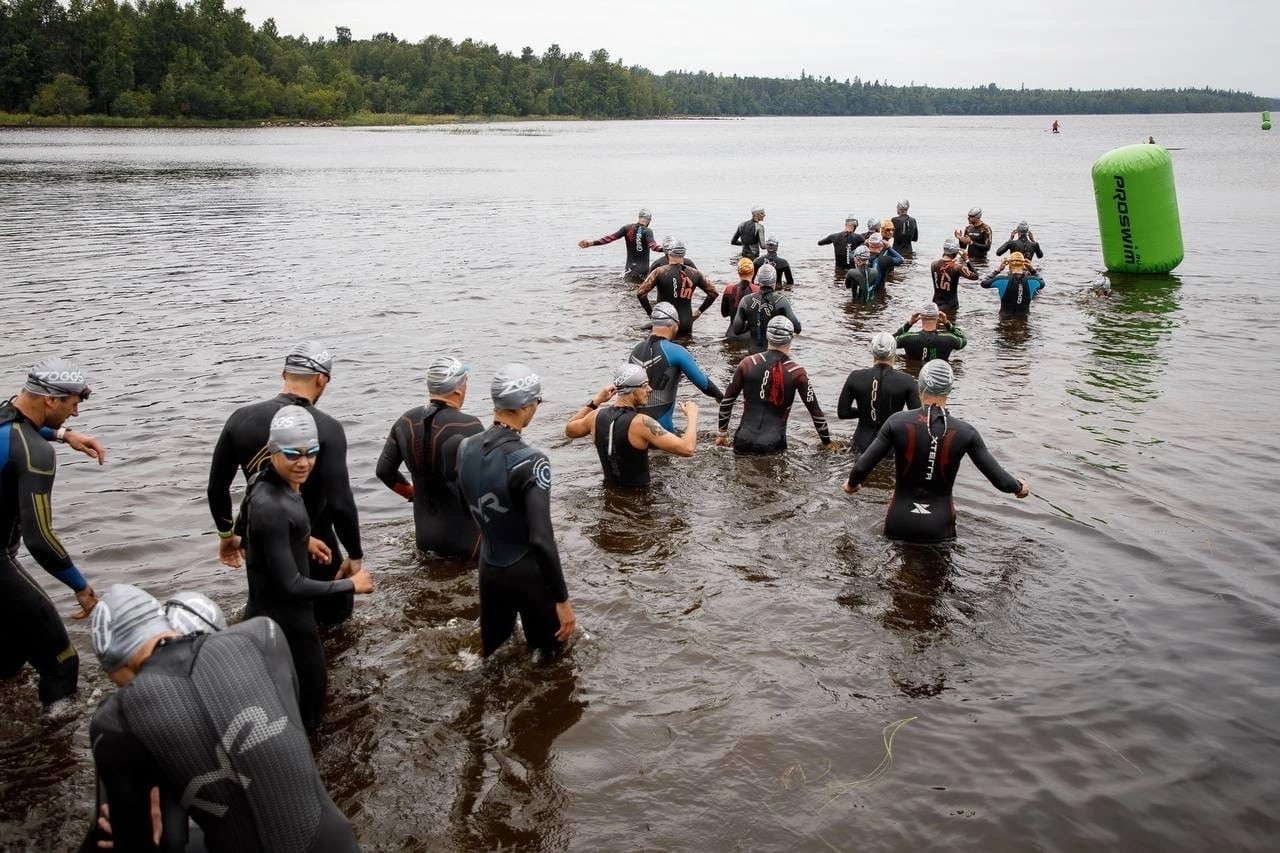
[[1015, 480, 1030, 499], [577, 239, 591, 249], [71, 586, 98, 620], [307, 537, 332, 564], [554, 600, 577, 642], [680, 401, 699, 419], [218, 534, 243, 568], [595, 384, 617, 405], [349, 568, 374, 594], [714, 433, 731, 448], [938, 311, 949, 324], [64, 430, 107, 465], [909, 311, 921, 324], [842, 481, 858, 495], [337, 557, 362, 579]]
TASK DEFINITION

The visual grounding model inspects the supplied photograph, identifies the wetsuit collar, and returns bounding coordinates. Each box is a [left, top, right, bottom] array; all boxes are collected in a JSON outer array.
[[276, 392, 313, 407]]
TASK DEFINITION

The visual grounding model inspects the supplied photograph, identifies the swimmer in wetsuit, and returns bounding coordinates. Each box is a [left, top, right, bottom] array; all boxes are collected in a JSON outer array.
[[731, 206, 767, 259], [955, 206, 993, 260], [456, 365, 576, 658], [564, 364, 700, 489], [818, 215, 864, 268], [929, 238, 978, 316], [1, 359, 105, 710], [578, 208, 665, 281], [844, 245, 882, 303], [376, 356, 484, 559], [995, 221, 1044, 260], [637, 241, 718, 336], [890, 200, 920, 254], [721, 258, 760, 342], [650, 236, 698, 272], [842, 360, 1029, 542], [717, 316, 831, 454], [629, 302, 723, 430], [753, 239, 794, 288], [894, 302, 968, 364], [981, 252, 1044, 316], [733, 264, 802, 353], [83, 584, 359, 852], [837, 332, 922, 453], [866, 233, 904, 284], [236, 406, 374, 730], [207, 341, 363, 627]]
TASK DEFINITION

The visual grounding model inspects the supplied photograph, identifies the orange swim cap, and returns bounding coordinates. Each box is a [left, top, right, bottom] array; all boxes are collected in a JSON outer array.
[[737, 257, 755, 276]]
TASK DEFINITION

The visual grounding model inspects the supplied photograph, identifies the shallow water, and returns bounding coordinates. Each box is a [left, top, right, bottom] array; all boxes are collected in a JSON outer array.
[[2, 114, 1278, 850]]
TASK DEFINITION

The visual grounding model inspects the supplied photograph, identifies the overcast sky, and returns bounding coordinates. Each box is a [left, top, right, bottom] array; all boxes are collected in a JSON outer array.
[[232, 0, 1276, 95]]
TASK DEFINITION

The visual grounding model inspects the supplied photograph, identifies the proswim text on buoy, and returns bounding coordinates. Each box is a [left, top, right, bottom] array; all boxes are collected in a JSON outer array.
[[1091, 144, 1183, 274]]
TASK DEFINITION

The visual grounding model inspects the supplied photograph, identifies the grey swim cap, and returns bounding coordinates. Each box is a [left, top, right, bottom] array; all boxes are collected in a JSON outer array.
[[867, 234, 884, 249], [845, 215, 859, 226], [427, 356, 470, 394], [660, 235, 673, 252], [268, 404, 318, 453], [942, 238, 961, 255], [764, 238, 779, 251], [867, 219, 881, 231], [1016, 220, 1029, 233], [164, 591, 227, 635], [918, 360, 954, 396], [283, 340, 333, 377], [751, 205, 765, 215], [650, 302, 680, 328], [669, 240, 687, 257], [766, 315, 794, 345], [853, 245, 870, 261], [897, 199, 910, 211], [756, 265, 777, 288], [614, 363, 649, 391], [91, 584, 171, 673], [968, 206, 982, 217], [638, 208, 652, 221], [920, 302, 940, 320], [24, 358, 89, 398], [491, 363, 542, 409], [870, 332, 897, 359]]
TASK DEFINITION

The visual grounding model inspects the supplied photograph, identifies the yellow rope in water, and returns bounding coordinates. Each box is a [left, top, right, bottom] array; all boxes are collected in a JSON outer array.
[[817, 716, 918, 814]]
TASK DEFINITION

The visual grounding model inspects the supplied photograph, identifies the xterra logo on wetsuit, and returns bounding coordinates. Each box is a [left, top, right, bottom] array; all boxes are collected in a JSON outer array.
[[181, 706, 289, 818]]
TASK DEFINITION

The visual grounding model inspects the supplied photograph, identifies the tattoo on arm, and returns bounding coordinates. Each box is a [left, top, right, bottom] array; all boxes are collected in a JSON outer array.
[[644, 417, 667, 438]]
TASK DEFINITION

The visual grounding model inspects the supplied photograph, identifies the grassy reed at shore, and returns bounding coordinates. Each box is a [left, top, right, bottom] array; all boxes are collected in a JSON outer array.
[[0, 111, 585, 129]]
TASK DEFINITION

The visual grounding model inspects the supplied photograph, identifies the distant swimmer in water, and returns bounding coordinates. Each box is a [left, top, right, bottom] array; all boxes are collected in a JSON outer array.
[[731, 205, 767, 259], [637, 241, 718, 336], [628, 302, 723, 430], [981, 251, 1044, 316], [1052, 120, 1060, 133], [753, 238, 794, 288], [818, 215, 864, 269], [721, 258, 760, 341], [837, 332, 921, 453], [564, 364, 700, 489], [842, 360, 1030, 543], [717, 316, 831, 454], [650, 235, 698, 272], [890, 200, 919, 255], [578, 207, 665, 282], [955, 207, 993, 260], [894, 302, 968, 364], [1147, 136, 1155, 144], [733, 264, 802, 352], [930, 238, 977, 316]]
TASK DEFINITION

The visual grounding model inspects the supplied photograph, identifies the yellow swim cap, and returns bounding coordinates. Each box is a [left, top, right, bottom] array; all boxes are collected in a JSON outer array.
[[737, 257, 755, 275]]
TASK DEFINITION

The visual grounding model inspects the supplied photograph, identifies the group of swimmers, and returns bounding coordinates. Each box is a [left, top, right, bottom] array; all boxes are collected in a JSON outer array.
[[1, 201, 1044, 849]]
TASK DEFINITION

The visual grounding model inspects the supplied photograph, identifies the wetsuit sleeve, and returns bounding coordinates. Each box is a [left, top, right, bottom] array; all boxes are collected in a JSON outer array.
[[374, 418, 410, 494], [837, 375, 857, 420], [256, 505, 355, 600], [818, 233, 835, 246], [995, 239, 1013, 256], [13, 429, 85, 590], [636, 268, 660, 314], [207, 416, 240, 534], [720, 285, 735, 317], [1031, 241, 1043, 259], [517, 455, 569, 602], [315, 420, 363, 560], [592, 225, 628, 246], [971, 226, 991, 253], [89, 704, 170, 852], [718, 363, 746, 431], [967, 432, 1022, 493], [907, 383, 921, 409], [980, 270, 1000, 287], [695, 275, 718, 313], [884, 247, 903, 266], [732, 303, 750, 336], [780, 299, 801, 335], [944, 322, 968, 350], [780, 263, 794, 288], [664, 342, 723, 401], [893, 323, 913, 342], [959, 261, 978, 280], [847, 422, 895, 487], [731, 224, 743, 246], [796, 369, 830, 443], [907, 219, 919, 242]]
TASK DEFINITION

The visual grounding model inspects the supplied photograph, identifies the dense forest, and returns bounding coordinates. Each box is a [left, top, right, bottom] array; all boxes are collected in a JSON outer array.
[[0, 0, 1268, 121]]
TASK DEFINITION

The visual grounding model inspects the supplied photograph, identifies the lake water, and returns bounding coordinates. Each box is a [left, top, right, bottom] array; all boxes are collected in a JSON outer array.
[[1, 114, 1278, 850]]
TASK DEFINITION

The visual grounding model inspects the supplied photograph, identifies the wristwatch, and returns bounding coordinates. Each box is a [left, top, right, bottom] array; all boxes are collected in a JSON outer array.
[[55, 427, 69, 442], [586, 400, 598, 410]]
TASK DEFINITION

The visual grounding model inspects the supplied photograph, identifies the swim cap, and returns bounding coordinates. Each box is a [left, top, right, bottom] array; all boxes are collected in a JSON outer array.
[[756, 265, 777, 288], [867, 234, 884, 249], [91, 584, 171, 673], [24, 358, 89, 398], [164, 591, 227, 635], [920, 302, 940, 320], [491, 363, 541, 409], [870, 332, 897, 359], [897, 199, 910, 211], [968, 207, 982, 218], [268, 405, 318, 453], [650, 302, 680, 328], [853, 245, 870, 261], [638, 208, 652, 221], [660, 235, 673, 252], [764, 238, 779, 251], [614, 363, 649, 392], [751, 205, 765, 215], [867, 219, 881, 231], [284, 340, 332, 377], [669, 241, 687, 257], [942, 239, 961, 255], [736, 257, 755, 276], [918, 359, 954, 396], [845, 215, 859, 226], [1008, 251, 1026, 267], [766, 315, 794, 345], [427, 356, 470, 394], [1016, 220, 1029, 233]]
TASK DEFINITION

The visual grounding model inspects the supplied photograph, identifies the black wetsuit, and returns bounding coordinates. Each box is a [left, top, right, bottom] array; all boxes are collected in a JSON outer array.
[[894, 321, 968, 363], [732, 289, 802, 353], [208, 393, 361, 626], [591, 222, 664, 280], [237, 469, 355, 730], [845, 265, 884, 304], [457, 425, 569, 657], [837, 365, 922, 452], [720, 279, 758, 341], [846, 407, 1021, 542], [649, 255, 697, 272], [929, 257, 978, 315], [593, 407, 649, 488], [981, 270, 1044, 316], [731, 218, 766, 258], [890, 214, 919, 253], [960, 221, 993, 259], [753, 253, 795, 288], [376, 403, 482, 559], [0, 402, 82, 705], [84, 618, 357, 853], [818, 230, 865, 268], [628, 335, 723, 430], [638, 264, 718, 336], [719, 351, 830, 453], [994, 235, 1043, 259]]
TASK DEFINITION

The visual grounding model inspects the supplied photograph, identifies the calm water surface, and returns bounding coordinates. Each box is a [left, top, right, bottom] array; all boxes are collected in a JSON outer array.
[[1, 114, 1278, 851]]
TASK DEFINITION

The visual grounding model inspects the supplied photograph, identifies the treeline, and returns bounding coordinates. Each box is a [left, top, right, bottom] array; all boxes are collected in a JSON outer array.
[[0, 0, 1267, 121]]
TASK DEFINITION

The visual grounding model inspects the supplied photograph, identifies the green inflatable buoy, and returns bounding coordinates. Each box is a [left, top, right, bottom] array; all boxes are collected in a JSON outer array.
[[1091, 144, 1183, 274], [1264, 110, 1272, 131]]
